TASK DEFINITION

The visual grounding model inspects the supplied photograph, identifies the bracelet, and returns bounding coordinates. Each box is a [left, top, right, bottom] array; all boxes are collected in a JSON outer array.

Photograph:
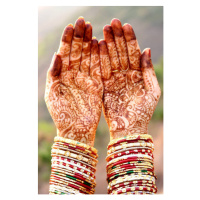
[[51, 157, 95, 178], [107, 172, 156, 183], [106, 150, 154, 162], [49, 184, 81, 194], [49, 177, 93, 194], [51, 164, 95, 183], [107, 160, 153, 171], [54, 136, 97, 154], [107, 154, 154, 166], [108, 134, 153, 148], [108, 181, 156, 192], [50, 174, 95, 193], [108, 142, 154, 154], [108, 146, 153, 157], [111, 185, 157, 194], [106, 135, 157, 194], [51, 148, 98, 167], [52, 155, 96, 172], [107, 166, 154, 175], [118, 191, 153, 195], [53, 142, 98, 159], [49, 136, 97, 195], [50, 171, 94, 190], [49, 181, 86, 194]]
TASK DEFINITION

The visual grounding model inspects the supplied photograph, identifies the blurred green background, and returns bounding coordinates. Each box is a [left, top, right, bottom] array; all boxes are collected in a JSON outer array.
[[38, 6, 163, 194]]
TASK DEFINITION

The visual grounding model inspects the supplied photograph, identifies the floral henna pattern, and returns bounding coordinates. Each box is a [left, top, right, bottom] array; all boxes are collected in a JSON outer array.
[[100, 19, 161, 140], [45, 18, 103, 146]]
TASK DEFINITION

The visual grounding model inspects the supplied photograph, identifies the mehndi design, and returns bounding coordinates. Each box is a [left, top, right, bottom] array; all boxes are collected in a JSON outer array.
[[99, 19, 161, 140], [45, 17, 103, 146]]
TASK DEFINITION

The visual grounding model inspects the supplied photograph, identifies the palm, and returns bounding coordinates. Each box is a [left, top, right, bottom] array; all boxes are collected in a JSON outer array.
[[99, 19, 161, 140], [103, 69, 159, 139], [45, 18, 102, 146]]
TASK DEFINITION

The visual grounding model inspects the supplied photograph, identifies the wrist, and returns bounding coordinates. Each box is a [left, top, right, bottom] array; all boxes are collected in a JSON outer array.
[[110, 126, 148, 141], [56, 129, 96, 147]]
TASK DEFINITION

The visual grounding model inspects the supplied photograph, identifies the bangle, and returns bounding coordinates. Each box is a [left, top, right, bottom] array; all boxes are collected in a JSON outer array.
[[118, 191, 153, 195], [51, 165, 95, 183], [49, 184, 81, 195], [54, 136, 97, 154], [111, 185, 157, 195], [108, 146, 153, 157], [108, 142, 154, 154], [51, 157, 96, 178], [50, 174, 95, 193], [49, 177, 93, 194], [50, 171, 94, 190], [106, 136, 157, 194], [53, 142, 98, 159], [49, 182, 86, 194], [52, 155, 96, 172], [108, 179, 155, 188], [107, 154, 154, 166], [107, 160, 153, 171], [108, 134, 153, 148], [107, 166, 154, 175], [107, 162, 154, 173], [49, 136, 97, 195], [108, 181, 156, 192], [106, 150, 154, 162], [51, 148, 98, 167], [107, 172, 156, 183]]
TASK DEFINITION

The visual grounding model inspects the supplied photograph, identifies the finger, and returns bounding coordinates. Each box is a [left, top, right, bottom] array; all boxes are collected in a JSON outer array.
[[103, 25, 120, 71], [111, 18, 129, 71], [99, 39, 111, 80], [48, 53, 62, 78], [80, 22, 92, 75], [141, 48, 161, 100], [57, 24, 73, 72], [69, 17, 85, 72], [90, 38, 101, 82], [45, 53, 62, 100], [123, 23, 141, 70]]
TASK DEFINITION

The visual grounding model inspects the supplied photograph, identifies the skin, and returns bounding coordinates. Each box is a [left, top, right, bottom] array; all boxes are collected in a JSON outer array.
[[45, 17, 103, 147], [99, 18, 161, 140]]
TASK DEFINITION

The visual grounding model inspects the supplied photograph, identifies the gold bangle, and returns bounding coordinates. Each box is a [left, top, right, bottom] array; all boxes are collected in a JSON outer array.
[[54, 136, 97, 154], [108, 134, 153, 148], [51, 149, 98, 167]]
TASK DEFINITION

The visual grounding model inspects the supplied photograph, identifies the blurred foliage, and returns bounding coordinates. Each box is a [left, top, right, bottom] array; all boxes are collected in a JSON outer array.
[[38, 6, 163, 194], [152, 57, 163, 121]]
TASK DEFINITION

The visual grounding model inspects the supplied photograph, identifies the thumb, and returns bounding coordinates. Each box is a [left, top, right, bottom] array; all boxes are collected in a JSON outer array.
[[45, 53, 62, 102], [141, 48, 161, 100]]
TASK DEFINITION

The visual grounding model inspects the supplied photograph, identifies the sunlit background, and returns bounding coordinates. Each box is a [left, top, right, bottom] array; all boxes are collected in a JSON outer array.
[[38, 6, 163, 194]]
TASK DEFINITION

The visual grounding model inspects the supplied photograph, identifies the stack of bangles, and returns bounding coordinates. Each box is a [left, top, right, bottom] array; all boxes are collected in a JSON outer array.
[[49, 136, 98, 195], [106, 134, 157, 195]]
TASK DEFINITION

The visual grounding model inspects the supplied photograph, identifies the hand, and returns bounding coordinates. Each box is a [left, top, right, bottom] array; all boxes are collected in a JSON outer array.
[[45, 17, 103, 146], [99, 19, 161, 140]]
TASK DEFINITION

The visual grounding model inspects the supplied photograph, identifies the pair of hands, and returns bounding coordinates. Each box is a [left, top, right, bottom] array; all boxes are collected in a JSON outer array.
[[45, 17, 161, 147]]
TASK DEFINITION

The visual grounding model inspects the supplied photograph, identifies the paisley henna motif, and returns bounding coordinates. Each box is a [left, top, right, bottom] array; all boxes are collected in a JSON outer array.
[[45, 17, 103, 146], [100, 19, 161, 140]]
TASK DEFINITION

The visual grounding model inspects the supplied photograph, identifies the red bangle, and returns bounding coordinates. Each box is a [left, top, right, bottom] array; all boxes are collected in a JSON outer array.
[[106, 150, 154, 162]]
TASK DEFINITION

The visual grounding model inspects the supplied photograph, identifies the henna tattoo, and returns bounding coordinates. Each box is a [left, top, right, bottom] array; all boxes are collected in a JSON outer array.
[[111, 19, 129, 71], [100, 19, 161, 140], [126, 40, 141, 70], [45, 18, 103, 146], [114, 36, 129, 70], [99, 40, 112, 80]]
